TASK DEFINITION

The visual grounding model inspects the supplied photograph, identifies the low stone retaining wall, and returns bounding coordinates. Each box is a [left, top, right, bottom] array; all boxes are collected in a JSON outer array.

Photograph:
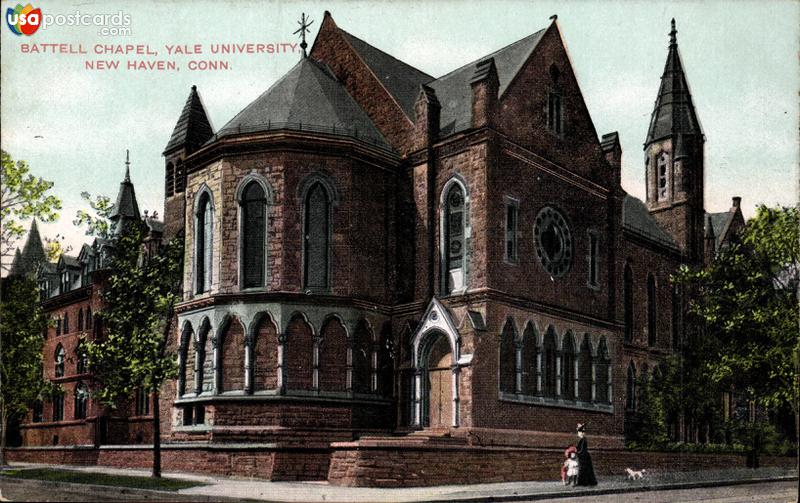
[[5, 444, 330, 481]]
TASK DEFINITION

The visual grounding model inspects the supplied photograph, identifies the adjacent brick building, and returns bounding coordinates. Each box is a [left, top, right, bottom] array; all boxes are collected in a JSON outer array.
[[13, 14, 748, 484]]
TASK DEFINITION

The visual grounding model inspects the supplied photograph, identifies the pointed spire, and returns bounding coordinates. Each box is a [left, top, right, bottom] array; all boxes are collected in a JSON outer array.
[[163, 85, 214, 155], [645, 19, 703, 145], [109, 150, 141, 235], [10, 218, 47, 277]]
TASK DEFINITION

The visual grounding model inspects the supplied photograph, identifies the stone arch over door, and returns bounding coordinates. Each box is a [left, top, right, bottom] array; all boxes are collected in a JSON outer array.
[[410, 298, 464, 429], [417, 329, 454, 429]]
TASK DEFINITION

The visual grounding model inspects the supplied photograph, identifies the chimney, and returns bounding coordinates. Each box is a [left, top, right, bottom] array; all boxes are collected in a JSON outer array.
[[600, 132, 622, 188], [414, 84, 440, 150], [731, 196, 741, 209], [470, 58, 499, 129]]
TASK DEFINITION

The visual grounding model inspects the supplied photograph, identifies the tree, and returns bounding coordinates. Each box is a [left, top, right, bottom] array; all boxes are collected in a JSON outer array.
[[73, 192, 113, 238], [0, 276, 51, 465], [675, 205, 799, 478], [0, 150, 61, 269], [84, 220, 183, 477]]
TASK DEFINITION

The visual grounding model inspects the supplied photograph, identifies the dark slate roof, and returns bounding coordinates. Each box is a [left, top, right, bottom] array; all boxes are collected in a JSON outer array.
[[164, 86, 215, 155], [646, 20, 702, 145], [38, 261, 56, 275], [338, 29, 434, 120], [428, 29, 546, 135], [59, 255, 81, 269], [215, 57, 391, 151], [109, 167, 141, 225], [706, 211, 733, 248], [145, 217, 165, 234], [10, 219, 47, 277], [622, 194, 678, 248]]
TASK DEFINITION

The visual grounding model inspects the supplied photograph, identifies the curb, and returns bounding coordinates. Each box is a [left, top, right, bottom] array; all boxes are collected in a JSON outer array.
[[416, 475, 799, 503]]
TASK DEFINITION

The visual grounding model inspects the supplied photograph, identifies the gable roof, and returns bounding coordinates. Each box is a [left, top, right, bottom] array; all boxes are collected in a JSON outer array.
[[646, 20, 702, 145], [706, 210, 735, 249], [164, 85, 215, 155], [428, 29, 546, 135], [214, 57, 392, 152], [337, 29, 434, 120], [109, 166, 141, 226], [622, 194, 678, 249]]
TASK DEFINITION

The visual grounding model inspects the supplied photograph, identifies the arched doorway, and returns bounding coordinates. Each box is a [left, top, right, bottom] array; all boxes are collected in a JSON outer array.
[[423, 332, 453, 428]]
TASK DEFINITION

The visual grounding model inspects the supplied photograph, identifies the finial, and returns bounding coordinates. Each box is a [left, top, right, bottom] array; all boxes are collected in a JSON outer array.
[[669, 18, 677, 45], [124, 149, 131, 182], [294, 12, 314, 59], [191, 84, 197, 92], [549, 14, 557, 21]]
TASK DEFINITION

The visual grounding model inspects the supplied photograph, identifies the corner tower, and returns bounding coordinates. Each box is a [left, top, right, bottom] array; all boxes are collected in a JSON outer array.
[[644, 19, 705, 261], [163, 85, 214, 240]]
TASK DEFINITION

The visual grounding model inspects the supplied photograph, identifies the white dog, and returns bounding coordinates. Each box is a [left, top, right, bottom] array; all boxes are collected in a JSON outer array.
[[625, 468, 647, 480]]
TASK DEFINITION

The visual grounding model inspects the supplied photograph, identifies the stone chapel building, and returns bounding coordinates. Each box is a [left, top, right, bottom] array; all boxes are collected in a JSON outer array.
[[14, 13, 745, 484]]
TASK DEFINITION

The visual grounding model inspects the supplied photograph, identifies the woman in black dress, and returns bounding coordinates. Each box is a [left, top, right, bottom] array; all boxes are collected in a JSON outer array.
[[576, 423, 597, 486]]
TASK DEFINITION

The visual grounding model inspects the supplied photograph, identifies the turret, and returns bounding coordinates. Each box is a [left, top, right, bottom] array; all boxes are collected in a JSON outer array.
[[163, 85, 214, 240], [644, 19, 705, 262], [109, 150, 141, 237]]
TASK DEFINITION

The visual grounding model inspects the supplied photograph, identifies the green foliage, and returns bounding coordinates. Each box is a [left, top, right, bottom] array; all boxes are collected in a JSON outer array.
[[675, 205, 800, 412], [84, 221, 184, 406], [0, 277, 51, 415], [625, 440, 748, 454], [73, 192, 113, 239], [0, 150, 62, 267]]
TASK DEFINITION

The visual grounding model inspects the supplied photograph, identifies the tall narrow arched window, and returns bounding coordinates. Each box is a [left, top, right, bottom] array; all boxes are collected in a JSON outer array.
[[543, 327, 558, 398], [443, 182, 467, 294], [74, 383, 88, 419], [671, 284, 680, 350], [63, 312, 70, 334], [195, 191, 213, 294], [76, 342, 88, 374], [596, 338, 610, 404], [304, 182, 331, 290], [241, 182, 267, 289], [86, 307, 93, 330], [55, 345, 66, 378], [624, 263, 633, 343], [561, 333, 576, 400], [499, 319, 517, 394], [578, 334, 593, 402], [77, 309, 84, 331], [647, 273, 657, 347], [626, 362, 636, 411]]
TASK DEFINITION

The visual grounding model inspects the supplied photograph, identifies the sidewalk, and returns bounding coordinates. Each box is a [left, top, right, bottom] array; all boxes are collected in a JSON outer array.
[[3, 462, 797, 502]]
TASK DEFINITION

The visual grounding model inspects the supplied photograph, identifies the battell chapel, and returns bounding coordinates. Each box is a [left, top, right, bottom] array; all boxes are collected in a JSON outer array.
[[12, 13, 745, 485]]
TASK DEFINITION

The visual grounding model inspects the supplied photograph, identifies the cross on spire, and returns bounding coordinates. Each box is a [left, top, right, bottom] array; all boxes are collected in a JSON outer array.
[[294, 13, 314, 58], [669, 18, 677, 46], [124, 149, 131, 182]]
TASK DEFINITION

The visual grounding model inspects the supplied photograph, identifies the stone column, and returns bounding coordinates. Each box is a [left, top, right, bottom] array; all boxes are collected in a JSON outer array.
[[312, 335, 321, 391], [536, 352, 542, 394], [244, 336, 253, 394], [591, 362, 597, 402], [514, 342, 523, 394], [211, 335, 220, 394], [451, 365, 460, 427], [556, 354, 562, 397], [277, 334, 286, 394], [574, 359, 579, 400], [413, 369, 423, 427], [193, 340, 202, 395], [607, 362, 613, 404], [371, 343, 379, 393]]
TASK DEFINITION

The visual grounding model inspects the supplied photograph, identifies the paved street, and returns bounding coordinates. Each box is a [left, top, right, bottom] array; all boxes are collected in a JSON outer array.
[[532, 481, 797, 502]]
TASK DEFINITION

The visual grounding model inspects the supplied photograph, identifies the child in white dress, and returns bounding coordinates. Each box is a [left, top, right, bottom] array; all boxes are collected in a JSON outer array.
[[564, 452, 579, 486]]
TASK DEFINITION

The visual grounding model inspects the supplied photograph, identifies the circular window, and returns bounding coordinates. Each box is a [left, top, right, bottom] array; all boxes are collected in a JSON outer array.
[[534, 207, 573, 277]]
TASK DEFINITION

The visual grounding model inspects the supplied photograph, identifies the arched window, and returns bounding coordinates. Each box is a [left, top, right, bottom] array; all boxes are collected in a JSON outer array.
[[499, 319, 517, 394], [377, 323, 394, 397], [55, 345, 66, 378], [319, 317, 348, 392], [521, 323, 538, 395], [77, 309, 84, 331], [626, 362, 637, 411], [241, 181, 267, 289], [76, 342, 88, 374], [596, 338, 611, 404], [219, 317, 246, 392], [74, 383, 88, 419], [303, 182, 331, 290], [578, 334, 593, 402], [52, 392, 64, 422], [63, 312, 70, 334], [647, 273, 657, 346], [86, 307, 93, 330], [443, 182, 467, 294], [671, 284, 681, 350], [135, 386, 150, 416], [252, 314, 279, 392], [284, 314, 314, 391], [195, 190, 214, 293], [352, 320, 372, 394], [561, 333, 576, 400], [165, 161, 175, 197], [542, 327, 558, 398], [195, 319, 212, 394], [624, 263, 633, 343], [178, 325, 193, 396]]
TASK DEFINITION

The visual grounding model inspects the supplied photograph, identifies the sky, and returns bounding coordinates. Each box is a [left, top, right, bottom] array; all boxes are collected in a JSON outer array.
[[1, 0, 798, 261]]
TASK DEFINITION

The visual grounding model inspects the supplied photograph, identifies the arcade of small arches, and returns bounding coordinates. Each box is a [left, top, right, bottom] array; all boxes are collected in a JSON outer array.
[[175, 308, 394, 407], [498, 319, 613, 412]]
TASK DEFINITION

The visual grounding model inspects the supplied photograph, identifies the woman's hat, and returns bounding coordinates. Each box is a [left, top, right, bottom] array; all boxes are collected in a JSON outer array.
[[576, 422, 586, 432]]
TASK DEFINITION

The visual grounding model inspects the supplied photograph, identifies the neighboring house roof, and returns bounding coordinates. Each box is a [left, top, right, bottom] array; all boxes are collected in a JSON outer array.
[[428, 29, 546, 135], [214, 57, 392, 152], [59, 255, 81, 269], [164, 85, 215, 155], [645, 20, 702, 144], [706, 211, 734, 249], [338, 29, 434, 120], [622, 194, 678, 249]]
